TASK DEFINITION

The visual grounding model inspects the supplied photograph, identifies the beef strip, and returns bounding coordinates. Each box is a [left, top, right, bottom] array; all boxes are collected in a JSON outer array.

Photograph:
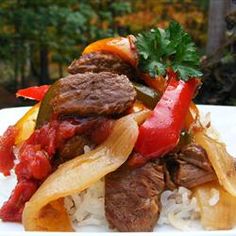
[[165, 143, 216, 189], [105, 160, 165, 232], [50, 72, 136, 117], [68, 51, 136, 79]]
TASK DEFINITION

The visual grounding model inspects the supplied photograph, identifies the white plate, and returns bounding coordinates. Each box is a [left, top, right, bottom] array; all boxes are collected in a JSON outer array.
[[0, 105, 236, 236]]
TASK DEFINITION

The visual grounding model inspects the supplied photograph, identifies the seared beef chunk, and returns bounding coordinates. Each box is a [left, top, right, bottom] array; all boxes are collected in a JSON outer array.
[[105, 161, 165, 232], [50, 72, 136, 117], [165, 144, 216, 189], [173, 160, 216, 188], [68, 51, 136, 79], [179, 144, 212, 171]]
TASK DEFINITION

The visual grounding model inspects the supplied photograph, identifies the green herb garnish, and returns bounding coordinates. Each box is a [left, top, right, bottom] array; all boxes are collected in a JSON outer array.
[[136, 21, 203, 81]]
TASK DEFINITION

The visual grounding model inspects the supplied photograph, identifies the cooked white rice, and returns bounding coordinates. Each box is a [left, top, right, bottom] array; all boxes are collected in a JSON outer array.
[[83, 145, 92, 154], [157, 187, 201, 231], [64, 178, 106, 227]]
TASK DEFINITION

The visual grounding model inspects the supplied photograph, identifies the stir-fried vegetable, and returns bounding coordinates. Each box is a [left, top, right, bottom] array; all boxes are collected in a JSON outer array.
[[82, 36, 138, 67], [16, 85, 49, 101], [15, 103, 40, 145], [142, 73, 167, 94], [130, 100, 147, 113], [35, 82, 59, 128], [194, 129, 236, 197], [133, 82, 160, 109], [22, 111, 149, 231], [130, 76, 200, 166], [194, 182, 236, 230], [184, 102, 200, 131]]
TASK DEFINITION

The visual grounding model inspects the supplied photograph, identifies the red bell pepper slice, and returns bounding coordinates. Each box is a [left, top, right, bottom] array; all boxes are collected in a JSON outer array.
[[16, 85, 49, 101], [129, 76, 200, 167]]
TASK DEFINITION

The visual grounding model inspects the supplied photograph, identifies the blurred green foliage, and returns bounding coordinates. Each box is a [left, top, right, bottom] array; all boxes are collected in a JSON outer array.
[[0, 0, 132, 87]]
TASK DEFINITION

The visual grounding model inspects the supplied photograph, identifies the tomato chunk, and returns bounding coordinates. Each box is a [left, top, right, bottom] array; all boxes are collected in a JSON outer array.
[[0, 126, 18, 176], [15, 144, 52, 180], [0, 180, 38, 222]]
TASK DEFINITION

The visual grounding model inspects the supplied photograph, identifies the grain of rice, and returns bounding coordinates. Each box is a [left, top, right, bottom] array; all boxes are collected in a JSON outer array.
[[83, 145, 91, 154]]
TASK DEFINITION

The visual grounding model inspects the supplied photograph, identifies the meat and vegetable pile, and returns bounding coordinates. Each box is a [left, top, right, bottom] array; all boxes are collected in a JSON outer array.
[[1, 22, 236, 232]]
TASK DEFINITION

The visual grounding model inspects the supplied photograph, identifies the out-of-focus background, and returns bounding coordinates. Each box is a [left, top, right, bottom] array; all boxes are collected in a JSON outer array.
[[0, 0, 235, 108]]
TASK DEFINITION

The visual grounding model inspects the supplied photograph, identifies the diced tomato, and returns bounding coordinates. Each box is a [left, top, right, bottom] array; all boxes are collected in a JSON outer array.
[[15, 145, 51, 180], [36, 122, 58, 156], [29, 151, 51, 180], [0, 126, 18, 176], [0, 180, 38, 222]]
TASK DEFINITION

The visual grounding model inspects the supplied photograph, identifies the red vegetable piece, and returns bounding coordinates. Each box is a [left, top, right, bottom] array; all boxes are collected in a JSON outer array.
[[130, 77, 200, 167], [0, 126, 18, 176], [15, 145, 52, 180], [29, 151, 52, 180], [0, 180, 38, 222], [16, 85, 49, 101]]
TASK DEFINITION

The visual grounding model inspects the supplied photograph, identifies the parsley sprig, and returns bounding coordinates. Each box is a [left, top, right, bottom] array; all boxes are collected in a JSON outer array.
[[136, 21, 203, 81]]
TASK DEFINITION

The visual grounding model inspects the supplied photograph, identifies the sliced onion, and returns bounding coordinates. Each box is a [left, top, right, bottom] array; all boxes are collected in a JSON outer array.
[[194, 182, 236, 230], [194, 129, 236, 197]]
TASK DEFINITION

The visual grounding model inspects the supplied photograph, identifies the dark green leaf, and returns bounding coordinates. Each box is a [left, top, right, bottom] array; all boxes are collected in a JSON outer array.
[[172, 64, 203, 81], [136, 21, 202, 81]]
